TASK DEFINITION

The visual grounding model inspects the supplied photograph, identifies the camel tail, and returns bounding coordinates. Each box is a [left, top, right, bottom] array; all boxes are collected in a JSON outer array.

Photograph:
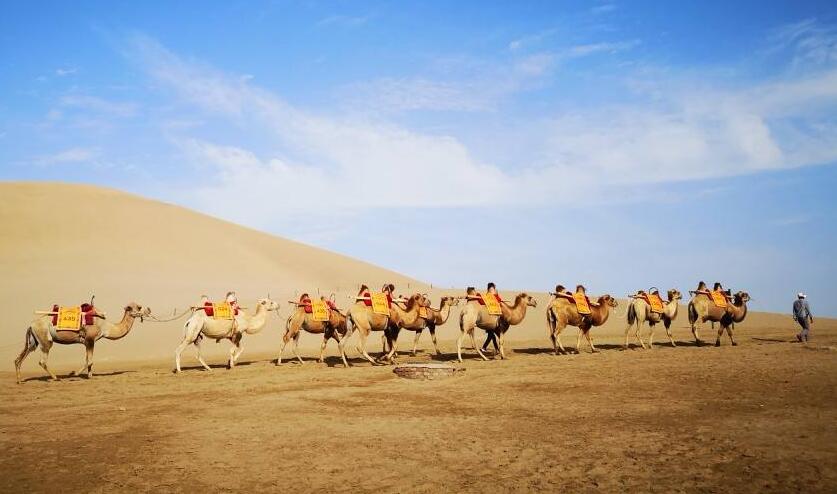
[[25, 327, 38, 349], [688, 301, 698, 325], [545, 306, 556, 335], [626, 303, 636, 325]]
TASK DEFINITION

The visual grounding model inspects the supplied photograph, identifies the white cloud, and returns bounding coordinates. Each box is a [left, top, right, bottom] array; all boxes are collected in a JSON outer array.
[[33, 147, 101, 165], [55, 67, 78, 76], [566, 40, 640, 58], [591, 4, 617, 15], [317, 14, 370, 28], [126, 34, 837, 220], [61, 95, 139, 117]]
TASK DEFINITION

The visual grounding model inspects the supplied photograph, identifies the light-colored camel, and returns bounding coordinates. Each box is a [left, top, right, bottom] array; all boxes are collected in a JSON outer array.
[[399, 296, 459, 356], [277, 303, 349, 367], [712, 291, 750, 346], [174, 298, 279, 373], [545, 295, 618, 354], [457, 293, 537, 362], [687, 291, 737, 345], [345, 294, 422, 365], [624, 289, 682, 349], [14, 302, 149, 383]]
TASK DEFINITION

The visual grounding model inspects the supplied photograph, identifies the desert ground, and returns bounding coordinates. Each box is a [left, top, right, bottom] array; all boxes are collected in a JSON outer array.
[[3, 317, 836, 493], [3, 182, 836, 492]]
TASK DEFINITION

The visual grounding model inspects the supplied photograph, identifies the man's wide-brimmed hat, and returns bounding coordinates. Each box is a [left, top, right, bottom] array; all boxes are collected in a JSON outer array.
[[798, 292, 806, 298]]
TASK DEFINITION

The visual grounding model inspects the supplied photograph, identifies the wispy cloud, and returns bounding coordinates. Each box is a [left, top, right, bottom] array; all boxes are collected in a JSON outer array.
[[508, 28, 558, 51], [591, 4, 617, 15], [33, 147, 101, 165], [124, 32, 837, 221], [565, 39, 640, 58], [772, 18, 837, 68], [55, 67, 78, 76], [317, 14, 370, 28], [60, 94, 139, 117]]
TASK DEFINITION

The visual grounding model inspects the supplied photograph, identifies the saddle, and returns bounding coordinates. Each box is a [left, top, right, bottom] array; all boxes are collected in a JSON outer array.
[[640, 292, 664, 314], [310, 300, 330, 322], [479, 294, 503, 316], [371, 293, 391, 316], [201, 301, 239, 319], [572, 293, 592, 315], [709, 291, 728, 308], [51, 303, 98, 330]]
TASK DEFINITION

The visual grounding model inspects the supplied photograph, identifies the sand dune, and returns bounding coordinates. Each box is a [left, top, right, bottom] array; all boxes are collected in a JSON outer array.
[[0, 182, 423, 366]]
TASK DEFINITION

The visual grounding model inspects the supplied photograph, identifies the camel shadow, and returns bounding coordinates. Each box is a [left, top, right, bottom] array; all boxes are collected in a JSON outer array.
[[513, 347, 555, 355], [751, 337, 792, 344], [22, 370, 134, 383]]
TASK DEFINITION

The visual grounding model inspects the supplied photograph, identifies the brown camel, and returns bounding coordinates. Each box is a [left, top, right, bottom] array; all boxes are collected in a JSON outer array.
[[396, 295, 459, 356], [546, 294, 618, 354], [345, 293, 423, 364], [624, 289, 682, 349], [687, 290, 739, 345], [403, 297, 459, 355], [277, 302, 349, 367], [711, 291, 750, 346], [14, 302, 149, 383], [457, 292, 537, 362]]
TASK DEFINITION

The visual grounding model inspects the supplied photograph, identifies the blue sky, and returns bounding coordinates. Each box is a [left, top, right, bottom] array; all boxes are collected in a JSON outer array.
[[1, 1, 836, 315]]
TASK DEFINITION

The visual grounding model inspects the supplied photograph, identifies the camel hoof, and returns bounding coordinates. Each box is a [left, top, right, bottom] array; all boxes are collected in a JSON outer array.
[[714, 341, 721, 347], [732, 342, 738, 346]]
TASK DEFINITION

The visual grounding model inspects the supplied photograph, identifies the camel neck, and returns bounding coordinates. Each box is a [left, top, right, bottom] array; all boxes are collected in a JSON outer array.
[[103, 310, 135, 340]]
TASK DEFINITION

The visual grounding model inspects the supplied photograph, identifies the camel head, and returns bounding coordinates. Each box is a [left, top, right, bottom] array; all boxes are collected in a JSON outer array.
[[667, 289, 683, 301], [124, 302, 149, 322], [256, 298, 280, 312], [441, 296, 460, 307], [733, 291, 750, 304], [516, 293, 538, 308], [599, 295, 618, 308]]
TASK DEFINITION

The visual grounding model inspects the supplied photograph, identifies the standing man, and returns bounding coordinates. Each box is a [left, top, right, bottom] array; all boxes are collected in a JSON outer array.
[[793, 293, 814, 342]]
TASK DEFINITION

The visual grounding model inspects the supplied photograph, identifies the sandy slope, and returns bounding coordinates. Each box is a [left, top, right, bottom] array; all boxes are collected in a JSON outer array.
[[0, 182, 423, 366]]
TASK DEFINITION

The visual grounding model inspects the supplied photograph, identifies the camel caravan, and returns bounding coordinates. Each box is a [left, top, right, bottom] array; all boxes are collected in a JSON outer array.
[[13, 280, 752, 382]]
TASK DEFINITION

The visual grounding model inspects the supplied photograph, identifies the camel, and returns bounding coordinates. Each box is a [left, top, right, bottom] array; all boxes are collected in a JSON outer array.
[[398, 296, 459, 356], [457, 292, 537, 362], [277, 302, 349, 367], [345, 293, 423, 365], [14, 302, 149, 384], [174, 297, 279, 373], [688, 291, 750, 347], [687, 290, 740, 345], [624, 289, 682, 349], [546, 294, 618, 354]]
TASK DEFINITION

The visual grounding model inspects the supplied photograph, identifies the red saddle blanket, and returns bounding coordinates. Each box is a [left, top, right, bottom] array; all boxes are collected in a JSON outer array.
[[202, 302, 239, 317], [51, 304, 97, 327]]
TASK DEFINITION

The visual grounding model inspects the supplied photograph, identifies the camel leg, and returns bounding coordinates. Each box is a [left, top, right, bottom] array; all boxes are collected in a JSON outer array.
[[624, 322, 632, 350], [319, 334, 328, 364], [691, 324, 700, 346], [715, 324, 724, 347], [193, 337, 211, 371], [292, 333, 304, 365], [332, 332, 349, 368], [470, 331, 488, 361], [411, 330, 421, 356], [586, 331, 598, 353], [232, 334, 246, 363], [174, 339, 190, 373], [83, 341, 94, 378], [356, 330, 378, 365], [498, 332, 507, 360], [14, 329, 39, 384], [726, 325, 737, 346], [277, 330, 293, 365], [576, 329, 583, 354], [635, 324, 646, 350], [456, 330, 466, 363], [664, 320, 676, 347], [429, 328, 441, 356], [38, 347, 58, 381]]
